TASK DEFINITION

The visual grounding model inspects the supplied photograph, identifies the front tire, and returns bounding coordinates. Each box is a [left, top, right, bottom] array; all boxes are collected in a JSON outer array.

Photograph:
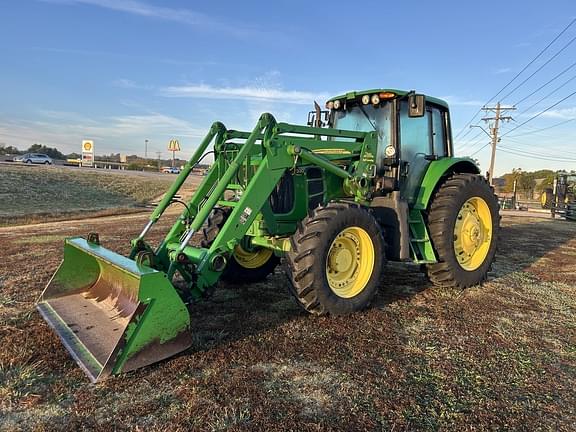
[[426, 173, 499, 288], [285, 202, 385, 315], [201, 207, 279, 283]]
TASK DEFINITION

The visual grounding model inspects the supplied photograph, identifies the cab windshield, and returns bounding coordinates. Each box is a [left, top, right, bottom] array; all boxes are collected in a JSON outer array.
[[332, 102, 392, 151]]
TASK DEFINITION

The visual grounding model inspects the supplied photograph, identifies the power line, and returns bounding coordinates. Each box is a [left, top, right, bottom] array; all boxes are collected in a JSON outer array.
[[453, 17, 576, 140], [470, 142, 491, 157], [514, 60, 576, 106], [503, 138, 576, 161], [507, 118, 575, 137], [498, 145, 576, 162], [455, 130, 484, 151], [501, 90, 576, 137], [516, 72, 576, 116], [502, 140, 576, 158], [499, 34, 576, 103], [500, 141, 575, 158]]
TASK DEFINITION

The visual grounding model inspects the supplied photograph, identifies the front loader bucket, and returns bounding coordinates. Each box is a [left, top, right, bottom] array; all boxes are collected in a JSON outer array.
[[37, 237, 192, 382]]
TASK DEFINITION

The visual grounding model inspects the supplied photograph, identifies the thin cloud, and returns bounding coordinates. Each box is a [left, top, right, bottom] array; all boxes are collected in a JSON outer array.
[[112, 113, 205, 138], [112, 78, 155, 90], [0, 111, 205, 155], [492, 67, 511, 75], [41, 0, 271, 39], [512, 41, 532, 48], [160, 83, 329, 105], [441, 96, 485, 107], [31, 46, 224, 67], [539, 107, 576, 120]]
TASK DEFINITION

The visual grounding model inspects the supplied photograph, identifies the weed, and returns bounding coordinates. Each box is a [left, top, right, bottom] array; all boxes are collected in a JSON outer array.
[[207, 406, 252, 431]]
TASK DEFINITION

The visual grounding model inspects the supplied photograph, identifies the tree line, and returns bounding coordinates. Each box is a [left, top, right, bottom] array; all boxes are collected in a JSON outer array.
[[0, 143, 68, 159], [500, 169, 564, 198]]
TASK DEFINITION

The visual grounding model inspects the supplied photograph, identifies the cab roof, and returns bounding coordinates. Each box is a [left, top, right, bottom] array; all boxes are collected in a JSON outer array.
[[327, 89, 449, 110]]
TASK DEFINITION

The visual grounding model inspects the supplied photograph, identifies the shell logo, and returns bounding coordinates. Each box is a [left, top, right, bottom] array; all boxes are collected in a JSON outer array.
[[83, 141, 93, 152]]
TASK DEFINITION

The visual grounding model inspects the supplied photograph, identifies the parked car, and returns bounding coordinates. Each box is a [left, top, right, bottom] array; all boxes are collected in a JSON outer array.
[[13, 153, 53, 165], [161, 166, 181, 174]]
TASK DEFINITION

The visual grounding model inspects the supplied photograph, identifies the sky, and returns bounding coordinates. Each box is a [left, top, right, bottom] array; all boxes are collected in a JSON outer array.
[[0, 0, 575, 176]]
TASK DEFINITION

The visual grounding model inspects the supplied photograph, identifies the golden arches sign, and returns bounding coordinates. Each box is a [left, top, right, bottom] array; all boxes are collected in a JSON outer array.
[[168, 139, 181, 152]]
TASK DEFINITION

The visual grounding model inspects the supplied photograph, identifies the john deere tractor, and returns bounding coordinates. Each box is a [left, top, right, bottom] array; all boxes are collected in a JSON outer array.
[[38, 89, 499, 381], [541, 172, 576, 220]]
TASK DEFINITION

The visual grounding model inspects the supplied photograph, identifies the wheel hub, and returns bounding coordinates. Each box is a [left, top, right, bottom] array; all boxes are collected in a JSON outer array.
[[233, 244, 273, 269], [453, 197, 493, 271], [328, 245, 354, 273], [326, 227, 375, 298]]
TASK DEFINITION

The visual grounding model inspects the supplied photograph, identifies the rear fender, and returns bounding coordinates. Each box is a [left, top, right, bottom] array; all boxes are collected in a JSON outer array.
[[413, 158, 480, 211]]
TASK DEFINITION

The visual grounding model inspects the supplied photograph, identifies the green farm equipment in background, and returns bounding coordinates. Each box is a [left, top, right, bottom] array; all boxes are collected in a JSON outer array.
[[541, 172, 576, 220], [38, 89, 500, 381]]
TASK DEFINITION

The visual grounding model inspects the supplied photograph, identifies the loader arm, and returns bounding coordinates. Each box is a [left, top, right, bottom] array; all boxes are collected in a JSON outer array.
[[38, 113, 379, 381], [133, 114, 380, 300]]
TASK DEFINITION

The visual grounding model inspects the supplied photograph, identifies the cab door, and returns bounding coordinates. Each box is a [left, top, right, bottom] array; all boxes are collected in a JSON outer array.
[[398, 100, 447, 204]]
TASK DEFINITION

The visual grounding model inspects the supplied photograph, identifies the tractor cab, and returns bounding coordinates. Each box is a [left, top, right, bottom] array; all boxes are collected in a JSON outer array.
[[322, 89, 454, 202]]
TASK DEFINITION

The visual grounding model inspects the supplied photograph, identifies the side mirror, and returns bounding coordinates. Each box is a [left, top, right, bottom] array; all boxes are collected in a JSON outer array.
[[408, 94, 426, 117]]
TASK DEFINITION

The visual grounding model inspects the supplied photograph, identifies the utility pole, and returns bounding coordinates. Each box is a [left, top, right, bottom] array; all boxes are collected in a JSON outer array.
[[156, 151, 162, 172], [481, 102, 515, 185], [145, 139, 149, 159]]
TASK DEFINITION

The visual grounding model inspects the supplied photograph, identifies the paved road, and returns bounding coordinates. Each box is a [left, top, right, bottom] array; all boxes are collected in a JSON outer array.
[[501, 209, 552, 219], [0, 160, 200, 179]]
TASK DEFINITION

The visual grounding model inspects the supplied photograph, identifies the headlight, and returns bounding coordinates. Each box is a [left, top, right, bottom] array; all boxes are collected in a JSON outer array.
[[326, 101, 334, 109], [361, 94, 370, 105], [333, 99, 342, 110], [371, 94, 380, 105]]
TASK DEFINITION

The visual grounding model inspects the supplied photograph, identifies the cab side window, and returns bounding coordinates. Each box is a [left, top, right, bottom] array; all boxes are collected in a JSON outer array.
[[399, 100, 431, 162], [431, 107, 447, 157]]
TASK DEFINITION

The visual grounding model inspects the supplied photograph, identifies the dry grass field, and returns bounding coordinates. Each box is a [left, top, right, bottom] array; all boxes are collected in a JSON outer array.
[[0, 165, 184, 225], [0, 213, 575, 431]]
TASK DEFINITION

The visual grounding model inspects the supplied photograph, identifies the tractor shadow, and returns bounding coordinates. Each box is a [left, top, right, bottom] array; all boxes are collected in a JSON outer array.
[[181, 270, 305, 357], [177, 218, 576, 357], [373, 217, 576, 308], [491, 217, 576, 283]]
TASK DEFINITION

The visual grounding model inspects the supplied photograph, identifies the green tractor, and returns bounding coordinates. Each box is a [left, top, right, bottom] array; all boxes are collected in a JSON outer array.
[[38, 89, 499, 381], [542, 172, 576, 220]]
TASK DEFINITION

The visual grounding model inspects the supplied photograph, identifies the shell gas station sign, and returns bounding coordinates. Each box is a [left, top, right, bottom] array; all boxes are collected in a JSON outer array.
[[81, 140, 94, 167]]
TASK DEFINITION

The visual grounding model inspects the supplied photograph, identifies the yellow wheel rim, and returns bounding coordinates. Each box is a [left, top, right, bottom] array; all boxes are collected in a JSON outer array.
[[233, 244, 273, 269], [326, 227, 375, 298], [453, 197, 493, 271], [541, 192, 547, 207]]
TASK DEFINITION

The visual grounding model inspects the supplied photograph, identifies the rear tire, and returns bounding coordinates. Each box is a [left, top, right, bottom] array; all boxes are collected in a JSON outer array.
[[541, 188, 554, 209], [285, 202, 385, 315], [26, 160, 32, 164], [425, 173, 499, 288], [201, 207, 280, 283]]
